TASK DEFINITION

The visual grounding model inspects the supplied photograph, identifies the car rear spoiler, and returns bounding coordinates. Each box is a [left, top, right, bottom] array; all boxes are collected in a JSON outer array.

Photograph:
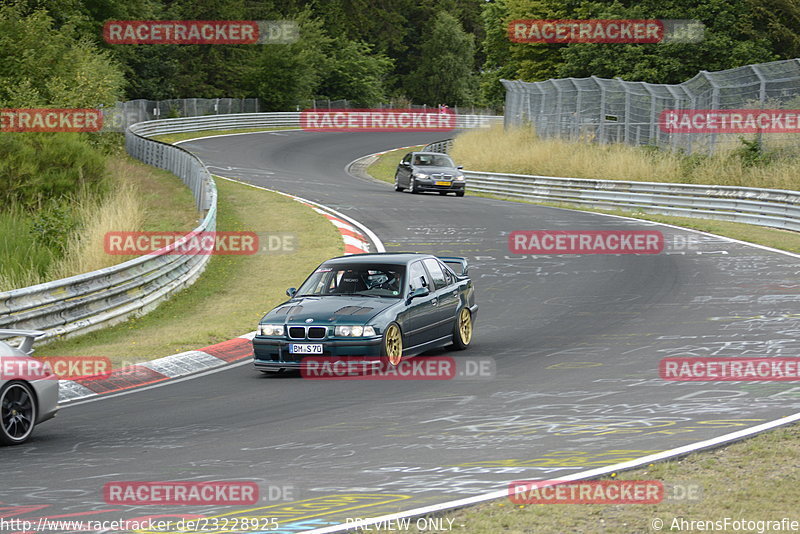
[[438, 256, 469, 277], [0, 329, 46, 355]]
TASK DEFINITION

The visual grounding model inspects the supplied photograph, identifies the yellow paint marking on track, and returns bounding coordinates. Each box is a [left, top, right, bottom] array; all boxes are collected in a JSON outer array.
[[449, 450, 662, 468], [546, 362, 603, 369]]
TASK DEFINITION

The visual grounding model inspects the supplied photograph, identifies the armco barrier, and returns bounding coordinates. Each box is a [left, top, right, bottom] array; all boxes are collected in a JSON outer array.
[[423, 141, 800, 232], [0, 112, 499, 348]]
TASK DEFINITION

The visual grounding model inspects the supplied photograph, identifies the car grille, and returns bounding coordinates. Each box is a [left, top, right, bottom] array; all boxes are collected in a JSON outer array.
[[288, 326, 327, 340], [431, 173, 453, 180], [288, 326, 306, 339], [308, 326, 326, 339]]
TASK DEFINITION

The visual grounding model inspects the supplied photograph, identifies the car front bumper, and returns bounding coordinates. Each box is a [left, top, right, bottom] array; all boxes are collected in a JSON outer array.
[[415, 179, 465, 192], [253, 336, 384, 371]]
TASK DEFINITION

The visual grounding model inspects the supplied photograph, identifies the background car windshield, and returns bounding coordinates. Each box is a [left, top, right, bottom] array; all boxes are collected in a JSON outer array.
[[297, 264, 406, 298], [414, 154, 454, 167]]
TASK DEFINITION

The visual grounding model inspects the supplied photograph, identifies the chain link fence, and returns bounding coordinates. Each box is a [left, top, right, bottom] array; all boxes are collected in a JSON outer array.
[[311, 99, 498, 116], [104, 98, 261, 131], [502, 58, 800, 154]]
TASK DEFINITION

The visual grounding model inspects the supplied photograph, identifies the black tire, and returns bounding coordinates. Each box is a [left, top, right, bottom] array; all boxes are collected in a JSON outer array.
[[410, 177, 419, 194], [451, 308, 473, 350], [394, 174, 403, 191], [0, 381, 37, 446], [456, 191, 465, 197], [439, 191, 448, 195], [260, 369, 297, 377]]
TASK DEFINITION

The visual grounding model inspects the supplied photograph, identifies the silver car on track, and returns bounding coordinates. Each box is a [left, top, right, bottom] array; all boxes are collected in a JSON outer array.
[[0, 330, 59, 445]]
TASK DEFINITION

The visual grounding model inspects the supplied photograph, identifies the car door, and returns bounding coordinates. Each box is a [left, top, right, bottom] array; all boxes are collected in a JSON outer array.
[[423, 258, 459, 339], [397, 153, 412, 187], [401, 260, 439, 349]]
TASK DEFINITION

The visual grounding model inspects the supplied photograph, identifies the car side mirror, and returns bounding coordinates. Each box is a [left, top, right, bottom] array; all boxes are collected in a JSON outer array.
[[408, 287, 430, 301], [457, 165, 463, 169], [286, 287, 297, 297]]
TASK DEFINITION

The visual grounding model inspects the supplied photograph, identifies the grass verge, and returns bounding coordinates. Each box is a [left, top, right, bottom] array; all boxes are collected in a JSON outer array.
[[376, 422, 800, 533], [364, 145, 425, 184], [451, 124, 799, 190], [152, 127, 299, 145], [36, 176, 342, 366]]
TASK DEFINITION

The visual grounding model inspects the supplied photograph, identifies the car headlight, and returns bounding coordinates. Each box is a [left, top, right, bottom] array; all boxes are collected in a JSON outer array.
[[413, 173, 430, 179], [455, 174, 465, 181], [258, 324, 284, 336], [335, 325, 377, 337]]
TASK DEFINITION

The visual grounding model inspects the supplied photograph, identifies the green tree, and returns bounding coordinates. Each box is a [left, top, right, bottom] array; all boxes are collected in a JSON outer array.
[[558, 0, 778, 83], [744, 0, 800, 60], [243, 11, 330, 110], [406, 11, 477, 106], [316, 39, 393, 107], [0, 3, 125, 107]]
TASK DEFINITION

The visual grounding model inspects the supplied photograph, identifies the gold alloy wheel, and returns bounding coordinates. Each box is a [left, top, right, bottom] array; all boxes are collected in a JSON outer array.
[[458, 308, 473, 345], [385, 324, 403, 366]]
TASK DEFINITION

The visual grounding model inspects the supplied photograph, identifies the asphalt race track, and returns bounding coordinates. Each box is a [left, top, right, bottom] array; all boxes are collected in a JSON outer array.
[[4, 130, 799, 533]]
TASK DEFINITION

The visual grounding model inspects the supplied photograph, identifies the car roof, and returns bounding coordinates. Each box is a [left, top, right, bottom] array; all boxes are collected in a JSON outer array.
[[322, 252, 436, 266], [410, 151, 451, 157]]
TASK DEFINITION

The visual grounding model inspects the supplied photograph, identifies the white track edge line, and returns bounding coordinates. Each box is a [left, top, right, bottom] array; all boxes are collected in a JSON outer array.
[[172, 128, 301, 145], [308, 412, 800, 533]]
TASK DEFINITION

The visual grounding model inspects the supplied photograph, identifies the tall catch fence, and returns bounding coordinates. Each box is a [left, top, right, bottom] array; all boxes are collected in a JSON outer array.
[[502, 58, 800, 154]]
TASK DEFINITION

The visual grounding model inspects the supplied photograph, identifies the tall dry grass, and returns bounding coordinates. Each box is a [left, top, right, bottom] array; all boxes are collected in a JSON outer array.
[[49, 179, 144, 279], [0, 160, 146, 292], [451, 125, 800, 190]]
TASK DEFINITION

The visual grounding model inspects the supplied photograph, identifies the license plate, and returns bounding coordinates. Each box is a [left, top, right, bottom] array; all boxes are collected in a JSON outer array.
[[289, 344, 323, 354], [435, 181, 452, 186]]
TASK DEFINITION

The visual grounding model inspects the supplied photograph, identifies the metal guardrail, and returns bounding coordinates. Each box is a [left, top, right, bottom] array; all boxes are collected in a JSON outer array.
[[423, 141, 800, 232], [0, 124, 218, 346]]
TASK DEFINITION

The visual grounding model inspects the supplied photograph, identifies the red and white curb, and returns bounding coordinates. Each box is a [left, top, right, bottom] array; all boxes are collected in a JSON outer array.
[[58, 333, 256, 403], [58, 186, 383, 404], [298, 201, 371, 254]]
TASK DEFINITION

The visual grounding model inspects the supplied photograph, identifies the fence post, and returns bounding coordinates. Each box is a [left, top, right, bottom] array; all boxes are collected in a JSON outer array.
[[592, 76, 606, 144], [752, 64, 767, 152]]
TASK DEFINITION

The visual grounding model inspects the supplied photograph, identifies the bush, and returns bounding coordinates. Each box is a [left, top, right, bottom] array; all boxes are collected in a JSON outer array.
[[0, 132, 108, 209]]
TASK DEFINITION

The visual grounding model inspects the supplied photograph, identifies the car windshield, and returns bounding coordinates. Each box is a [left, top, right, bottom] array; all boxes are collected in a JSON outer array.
[[296, 263, 405, 298], [413, 154, 454, 167]]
